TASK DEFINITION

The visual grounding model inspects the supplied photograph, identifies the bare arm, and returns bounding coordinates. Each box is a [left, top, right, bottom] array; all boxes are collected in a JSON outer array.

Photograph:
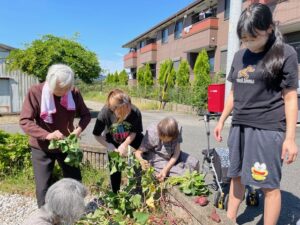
[[214, 87, 234, 142], [282, 88, 298, 164], [163, 143, 181, 173], [94, 135, 110, 148]]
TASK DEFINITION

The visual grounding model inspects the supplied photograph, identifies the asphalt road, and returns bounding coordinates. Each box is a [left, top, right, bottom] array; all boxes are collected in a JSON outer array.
[[1, 100, 299, 225]]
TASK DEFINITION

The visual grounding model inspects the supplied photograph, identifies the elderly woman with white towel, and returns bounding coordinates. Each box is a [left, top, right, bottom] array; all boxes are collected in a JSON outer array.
[[20, 64, 91, 208]]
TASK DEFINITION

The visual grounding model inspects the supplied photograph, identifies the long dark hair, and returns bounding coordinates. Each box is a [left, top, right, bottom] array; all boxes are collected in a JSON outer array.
[[237, 3, 284, 79]]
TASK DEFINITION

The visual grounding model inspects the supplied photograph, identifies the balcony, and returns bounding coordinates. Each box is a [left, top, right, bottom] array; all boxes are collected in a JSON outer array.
[[182, 17, 218, 38], [124, 52, 137, 68], [182, 17, 219, 51], [140, 43, 157, 64]]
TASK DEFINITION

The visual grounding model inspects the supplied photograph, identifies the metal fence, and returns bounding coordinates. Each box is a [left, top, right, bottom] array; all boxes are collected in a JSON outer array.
[[81, 144, 107, 169]]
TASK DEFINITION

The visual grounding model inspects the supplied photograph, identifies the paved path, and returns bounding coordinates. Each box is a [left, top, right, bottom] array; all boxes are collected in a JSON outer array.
[[1, 100, 299, 225]]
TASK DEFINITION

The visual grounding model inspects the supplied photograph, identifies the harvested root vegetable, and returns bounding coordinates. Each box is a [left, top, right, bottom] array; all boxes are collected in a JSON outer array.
[[194, 195, 209, 206], [210, 208, 221, 223]]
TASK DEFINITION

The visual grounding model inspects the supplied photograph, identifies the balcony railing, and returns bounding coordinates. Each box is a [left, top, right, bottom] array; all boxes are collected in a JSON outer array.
[[124, 52, 137, 60], [182, 17, 218, 38], [140, 43, 157, 54], [124, 52, 137, 68]]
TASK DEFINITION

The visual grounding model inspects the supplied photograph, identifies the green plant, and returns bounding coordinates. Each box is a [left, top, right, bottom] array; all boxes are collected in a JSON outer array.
[[192, 49, 211, 111], [158, 59, 176, 108], [105, 73, 114, 84], [211, 71, 226, 84], [49, 134, 83, 168], [78, 152, 163, 225], [113, 71, 119, 84], [167, 171, 210, 196], [137, 64, 153, 87], [176, 60, 190, 87], [0, 130, 31, 176], [119, 70, 129, 85], [143, 64, 154, 87], [6, 34, 101, 83], [137, 66, 145, 87]]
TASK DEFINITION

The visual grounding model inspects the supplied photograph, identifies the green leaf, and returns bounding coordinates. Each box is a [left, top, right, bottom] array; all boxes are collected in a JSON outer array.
[[133, 211, 149, 225], [110, 165, 118, 175]]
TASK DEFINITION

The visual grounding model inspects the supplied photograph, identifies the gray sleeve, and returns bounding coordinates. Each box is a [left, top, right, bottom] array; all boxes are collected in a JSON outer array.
[[280, 51, 299, 89], [139, 124, 159, 152], [177, 126, 183, 143]]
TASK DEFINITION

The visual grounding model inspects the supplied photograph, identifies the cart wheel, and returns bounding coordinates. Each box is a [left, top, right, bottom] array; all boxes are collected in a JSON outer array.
[[246, 188, 259, 207], [214, 191, 221, 208], [224, 193, 229, 211]]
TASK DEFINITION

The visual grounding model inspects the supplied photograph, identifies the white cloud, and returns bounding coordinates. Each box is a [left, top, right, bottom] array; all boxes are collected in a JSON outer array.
[[100, 59, 124, 74], [115, 52, 124, 57]]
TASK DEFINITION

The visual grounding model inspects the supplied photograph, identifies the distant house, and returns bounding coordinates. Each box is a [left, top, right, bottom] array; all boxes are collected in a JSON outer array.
[[0, 43, 39, 114]]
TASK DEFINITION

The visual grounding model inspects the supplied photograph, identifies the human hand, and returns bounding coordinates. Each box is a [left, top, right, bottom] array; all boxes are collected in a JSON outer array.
[[156, 169, 168, 182], [140, 159, 150, 171], [117, 143, 128, 157], [46, 130, 64, 141], [281, 139, 298, 164], [214, 121, 224, 142], [71, 127, 82, 138], [107, 143, 117, 152]]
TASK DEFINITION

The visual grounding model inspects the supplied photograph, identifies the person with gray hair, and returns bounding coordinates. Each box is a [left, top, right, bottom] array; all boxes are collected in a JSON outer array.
[[23, 178, 87, 225], [20, 64, 91, 207]]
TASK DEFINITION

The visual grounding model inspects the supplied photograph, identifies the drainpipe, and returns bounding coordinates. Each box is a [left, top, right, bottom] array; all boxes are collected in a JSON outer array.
[[225, 0, 243, 99]]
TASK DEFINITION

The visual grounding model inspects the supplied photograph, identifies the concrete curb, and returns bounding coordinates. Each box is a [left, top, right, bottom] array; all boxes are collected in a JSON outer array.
[[167, 187, 234, 225]]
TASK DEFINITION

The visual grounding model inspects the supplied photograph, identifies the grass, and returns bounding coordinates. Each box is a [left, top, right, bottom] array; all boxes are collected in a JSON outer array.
[[0, 164, 109, 196], [83, 91, 107, 103], [0, 169, 35, 196], [82, 91, 161, 111]]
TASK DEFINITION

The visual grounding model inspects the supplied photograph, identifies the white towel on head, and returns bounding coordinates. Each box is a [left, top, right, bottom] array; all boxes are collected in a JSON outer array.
[[40, 82, 75, 123]]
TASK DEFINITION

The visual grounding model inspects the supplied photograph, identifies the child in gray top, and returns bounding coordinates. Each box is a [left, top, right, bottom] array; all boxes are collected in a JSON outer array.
[[135, 117, 199, 182]]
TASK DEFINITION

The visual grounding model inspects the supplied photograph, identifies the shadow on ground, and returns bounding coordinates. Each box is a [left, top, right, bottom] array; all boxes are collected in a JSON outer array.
[[237, 190, 300, 225]]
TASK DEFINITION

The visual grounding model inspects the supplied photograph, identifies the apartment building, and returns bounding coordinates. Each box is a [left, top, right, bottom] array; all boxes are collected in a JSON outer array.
[[123, 0, 300, 80]]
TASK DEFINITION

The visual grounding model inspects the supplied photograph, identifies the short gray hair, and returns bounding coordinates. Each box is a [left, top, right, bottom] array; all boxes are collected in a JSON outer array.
[[44, 178, 87, 225], [46, 64, 75, 92]]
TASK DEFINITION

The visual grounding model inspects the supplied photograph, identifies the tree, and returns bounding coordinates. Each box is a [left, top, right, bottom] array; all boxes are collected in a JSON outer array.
[[176, 60, 190, 87], [118, 70, 128, 85], [6, 34, 101, 83], [143, 64, 154, 87], [137, 64, 153, 87], [113, 71, 119, 84], [106, 73, 114, 84], [192, 49, 211, 111], [137, 66, 145, 87], [158, 59, 176, 109]]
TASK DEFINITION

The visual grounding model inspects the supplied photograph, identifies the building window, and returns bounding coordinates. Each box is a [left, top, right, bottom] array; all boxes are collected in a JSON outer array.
[[139, 40, 146, 49], [220, 50, 228, 73], [285, 31, 300, 63], [174, 21, 183, 39], [224, 0, 230, 20], [162, 28, 168, 44], [207, 51, 215, 72]]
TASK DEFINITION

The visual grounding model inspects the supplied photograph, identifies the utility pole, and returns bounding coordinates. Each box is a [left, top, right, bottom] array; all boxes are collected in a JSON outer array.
[[225, 0, 243, 99]]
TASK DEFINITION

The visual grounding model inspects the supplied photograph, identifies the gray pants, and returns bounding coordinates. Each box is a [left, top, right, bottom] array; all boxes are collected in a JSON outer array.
[[31, 148, 82, 207], [227, 125, 284, 189]]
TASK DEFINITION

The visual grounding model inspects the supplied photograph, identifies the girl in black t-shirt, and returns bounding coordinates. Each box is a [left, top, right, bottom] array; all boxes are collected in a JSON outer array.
[[93, 89, 144, 192], [214, 3, 298, 225]]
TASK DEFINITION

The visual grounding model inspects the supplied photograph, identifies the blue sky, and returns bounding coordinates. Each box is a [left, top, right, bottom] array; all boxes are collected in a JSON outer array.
[[1, 0, 194, 74]]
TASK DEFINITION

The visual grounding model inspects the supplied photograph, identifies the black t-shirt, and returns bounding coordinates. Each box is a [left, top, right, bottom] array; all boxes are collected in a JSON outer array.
[[227, 44, 299, 131], [93, 104, 143, 145]]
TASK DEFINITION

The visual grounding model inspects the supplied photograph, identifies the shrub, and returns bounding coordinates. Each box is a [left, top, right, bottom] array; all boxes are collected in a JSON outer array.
[[0, 130, 31, 176]]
